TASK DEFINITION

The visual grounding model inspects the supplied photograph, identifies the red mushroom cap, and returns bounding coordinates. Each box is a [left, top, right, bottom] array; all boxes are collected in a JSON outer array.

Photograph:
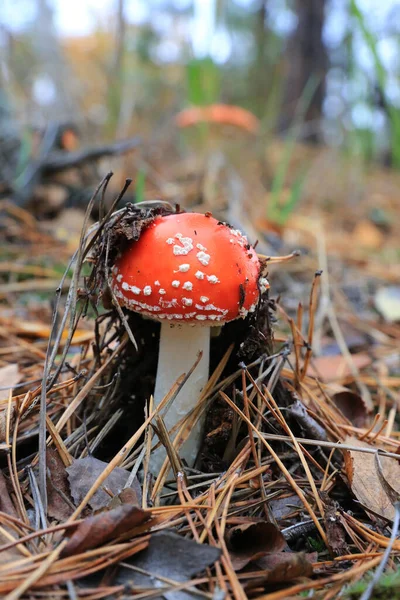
[[111, 212, 264, 324]]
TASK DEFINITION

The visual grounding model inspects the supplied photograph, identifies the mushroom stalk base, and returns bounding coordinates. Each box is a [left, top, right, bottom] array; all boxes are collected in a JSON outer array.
[[150, 323, 210, 475]]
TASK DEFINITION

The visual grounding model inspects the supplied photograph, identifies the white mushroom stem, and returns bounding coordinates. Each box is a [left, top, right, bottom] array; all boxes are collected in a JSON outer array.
[[150, 323, 210, 474]]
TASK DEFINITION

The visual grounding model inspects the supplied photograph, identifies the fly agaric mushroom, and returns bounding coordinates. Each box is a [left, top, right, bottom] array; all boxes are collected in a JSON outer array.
[[175, 104, 260, 135], [111, 212, 268, 471]]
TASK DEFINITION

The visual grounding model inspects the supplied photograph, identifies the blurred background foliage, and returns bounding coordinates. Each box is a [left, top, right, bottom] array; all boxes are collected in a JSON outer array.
[[1, 0, 400, 226]]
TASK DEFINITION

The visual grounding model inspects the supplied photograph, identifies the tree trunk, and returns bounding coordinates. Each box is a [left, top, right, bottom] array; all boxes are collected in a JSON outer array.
[[279, 0, 328, 142]]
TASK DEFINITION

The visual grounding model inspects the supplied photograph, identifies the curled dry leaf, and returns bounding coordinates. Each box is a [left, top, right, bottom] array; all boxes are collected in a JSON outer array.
[[60, 504, 150, 557], [226, 521, 286, 570], [246, 552, 313, 590], [330, 386, 369, 427], [66, 455, 141, 510], [343, 436, 400, 521]]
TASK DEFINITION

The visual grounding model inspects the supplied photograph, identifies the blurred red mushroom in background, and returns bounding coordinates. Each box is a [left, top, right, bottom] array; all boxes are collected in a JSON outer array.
[[175, 104, 260, 135]]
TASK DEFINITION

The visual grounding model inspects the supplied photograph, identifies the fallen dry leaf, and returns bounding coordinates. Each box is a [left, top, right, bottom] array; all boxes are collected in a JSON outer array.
[[246, 552, 313, 590], [343, 436, 400, 521], [67, 455, 141, 510], [226, 521, 286, 570], [307, 353, 371, 383], [0, 363, 22, 392], [61, 504, 150, 557], [46, 448, 74, 521], [116, 530, 221, 600], [330, 385, 370, 426]]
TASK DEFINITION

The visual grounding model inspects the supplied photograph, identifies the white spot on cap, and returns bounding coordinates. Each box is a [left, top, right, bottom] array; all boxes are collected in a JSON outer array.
[[143, 286, 152, 296], [121, 297, 161, 312], [122, 282, 141, 295], [112, 266, 118, 275], [117, 274, 123, 282], [159, 289, 166, 295], [207, 275, 220, 284], [172, 280, 180, 288], [182, 298, 193, 306], [154, 280, 160, 286], [195, 315, 207, 320], [173, 233, 194, 256], [182, 281, 193, 291], [200, 296, 209, 303], [204, 304, 227, 314], [178, 264, 190, 272], [160, 298, 178, 308], [196, 243, 207, 251], [197, 251, 211, 266], [195, 271, 205, 280], [166, 238, 174, 245]]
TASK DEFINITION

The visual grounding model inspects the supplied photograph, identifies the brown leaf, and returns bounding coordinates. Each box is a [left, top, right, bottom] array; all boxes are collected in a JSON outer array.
[[0, 364, 22, 401], [307, 353, 371, 383], [60, 504, 150, 557], [331, 387, 370, 427], [246, 552, 313, 589], [46, 447, 74, 521], [226, 521, 286, 571], [343, 436, 400, 521], [66, 455, 141, 510]]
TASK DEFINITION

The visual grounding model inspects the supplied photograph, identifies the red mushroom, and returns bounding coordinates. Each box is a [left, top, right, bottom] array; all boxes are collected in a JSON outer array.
[[175, 104, 260, 134], [111, 212, 268, 471]]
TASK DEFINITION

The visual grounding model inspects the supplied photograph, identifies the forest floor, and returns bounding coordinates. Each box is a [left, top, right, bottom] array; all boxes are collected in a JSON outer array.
[[0, 133, 400, 599]]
